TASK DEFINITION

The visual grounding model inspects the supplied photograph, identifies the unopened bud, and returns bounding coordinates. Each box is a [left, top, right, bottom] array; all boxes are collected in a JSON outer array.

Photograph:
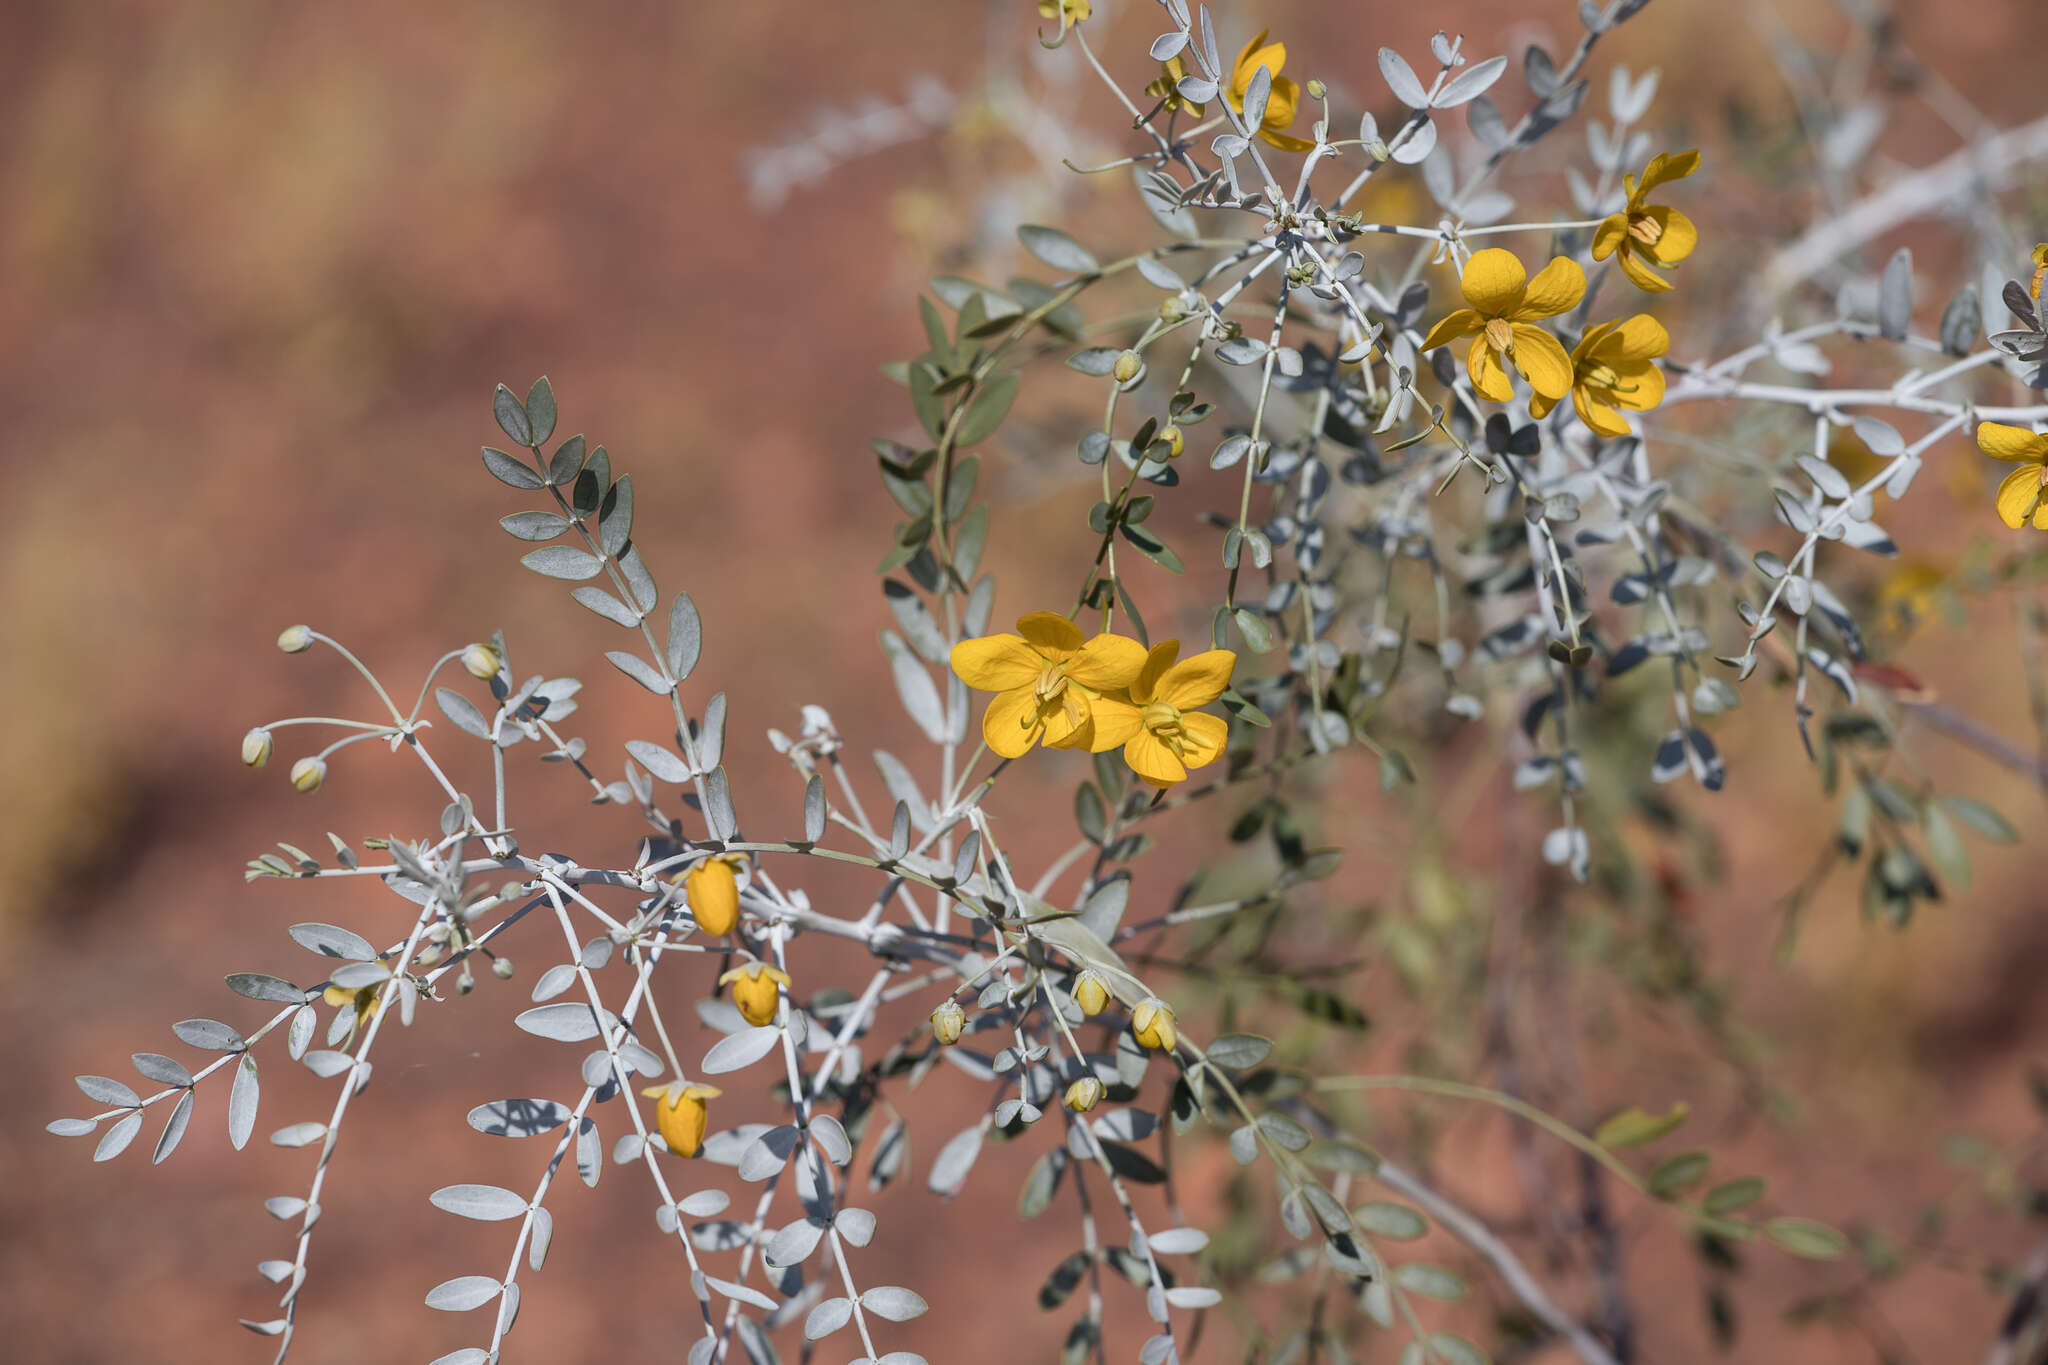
[[289, 757, 327, 793], [1306, 77, 1327, 100], [1072, 970, 1110, 1017], [1064, 1076, 1106, 1113], [413, 943, 445, 968], [457, 964, 475, 995], [1366, 139, 1391, 163], [491, 956, 515, 980], [462, 642, 502, 681], [1112, 350, 1143, 384], [277, 625, 314, 654], [1160, 425, 1185, 459], [930, 998, 966, 1045], [241, 728, 274, 769], [1131, 998, 1177, 1052]]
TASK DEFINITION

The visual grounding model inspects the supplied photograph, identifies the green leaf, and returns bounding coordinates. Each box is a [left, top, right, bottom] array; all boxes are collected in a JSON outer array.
[[493, 385, 532, 446], [1595, 1102, 1690, 1149], [1764, 1217, 1848, 1260], [1393, 1264, 1467, 1300], [1233, 607, 1275, 653], [1703, 1177, 1766, 1215], [1206, 1034, 1272, 1070], [1923, 803, 1970, 889], [1937, 794, 2018, 843], [524, 376, 557, 446], [955, 373, 1020, 448], [1354, 1201, 1427, 1240], [1017, 224, 1100, 275], [1119, 523, 1183, 573], [1648, 1150, 1710, 1199]]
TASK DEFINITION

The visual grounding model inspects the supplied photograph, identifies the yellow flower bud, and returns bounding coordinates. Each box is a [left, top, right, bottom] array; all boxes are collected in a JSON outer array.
[[462, 643, 502, 681], [1112, 350, 1143, 384], [290, 757, 327, 793], [1306, 77, 1327, 100], [1072, 970, 1110, 1018], [1160, 425, 1185, 459], [930, 998, 966, 1045], [277, 625, 314, 654], [491, 956, 515, 980], [719, 962, 792, 1027], [241, 728, 273, 768], [1064, 1076, 1105, 1113], [680, 855, 742, 936], [1131, 998, 1177, 1052], [641, 1081, 721, 1158]]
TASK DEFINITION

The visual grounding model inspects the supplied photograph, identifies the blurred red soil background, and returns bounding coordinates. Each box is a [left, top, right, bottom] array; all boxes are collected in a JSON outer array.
[[4, 1, 2047, 1361]]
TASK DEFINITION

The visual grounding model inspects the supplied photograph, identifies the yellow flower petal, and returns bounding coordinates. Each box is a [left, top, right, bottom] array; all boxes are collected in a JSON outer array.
[[1178, 712, 1229, 771], [1615, 247, 1671, 293], [1065, 632, 1149, 689], [1466, 335, 1515, 401], [1514, 257, 1586, 319], [982, 688, 1043, 758], [1260, 127, 1317, 152], [1083, 695, 1144, 750], [1510, 324, 1575, 400], [1600, 314, 1670, 363], [1614, 358, 1665, 413], [1420, 307, 1485, 352], [949, 634, 1042, 691], [1643, 207, 1697, 265], [1529, 389, 1560, 421], [1590, 215, 1627, 261], [1460, 248, 1527, 316], [1131, 640, 1180, 704], [1572, 386, 1631, 438], [1041, 700, 1091, 749], [1124, 729, 1187, 787], [1016, 611, 1084, 655], [1977, 422, 2048, 463], [1154, 649, 1237, 710], [1996, 464, 2045, 529], [1637, 148, 1701, 196]]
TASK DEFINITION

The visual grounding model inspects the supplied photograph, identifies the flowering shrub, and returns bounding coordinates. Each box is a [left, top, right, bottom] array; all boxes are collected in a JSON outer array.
[[45, 3, 2048, 1363]]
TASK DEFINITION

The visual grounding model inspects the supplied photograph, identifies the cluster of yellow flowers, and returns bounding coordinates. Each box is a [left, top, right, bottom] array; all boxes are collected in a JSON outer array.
[[1142, 29, 1316, 151], [949, 612, 1238, 788], [1976, 243, 2048, 530], [1424, 151, 1699, 438]]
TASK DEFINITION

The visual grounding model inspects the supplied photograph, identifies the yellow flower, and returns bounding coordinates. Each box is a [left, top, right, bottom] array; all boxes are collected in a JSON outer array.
[[1420, 249, 1585, 403], [1036, 0, 1089, 21], [241, 727, 273, 768], [678, 854, 745, 936], [1071, 969, 1110, 1018], [1116, 641, 1236, 788], [1876, 560, 1949, 633], [1227, 30, 1314, 152], [1131, 998, 1177, 1052], [1591, 150, 1700, 293], [950, 612, 1147, 758], [2032, 244, 2048, 302], [719, 962, 791, 1027], [640, 1081, 720, 1158], [1065, 1076, 1106, 1113], [1145, 55, 1205, 116], [1529, 314, 1669, 437], [930, 998, 966, 1045], [322, 982, 378, 1034], [1978, 422, 2048, 529]]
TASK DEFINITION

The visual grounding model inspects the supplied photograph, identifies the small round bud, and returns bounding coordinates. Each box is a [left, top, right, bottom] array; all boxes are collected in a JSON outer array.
[[277, 625, 314, 654], [721, 962, 792, 1027], [1131, 998, 1177, 1052], [1112, 350, 1143, 384], [1306, 77, 1327, 100], [491, 956, 515, 980], [930, 998, 966, 1046], [1366, 139, 1391, 163], [1072, 970, 1110, 1018], [641, 1082, 721, 1159], [241, 728, 274, 769], [1160, 425, 1185, 460], [462, 642, 503, 681], [681, 856, 743, 937], [457, 964, 475, 995], [289, 757, 327, 793], [413, 943, 445, 968], [1064, 1076, 1106, 1113]]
